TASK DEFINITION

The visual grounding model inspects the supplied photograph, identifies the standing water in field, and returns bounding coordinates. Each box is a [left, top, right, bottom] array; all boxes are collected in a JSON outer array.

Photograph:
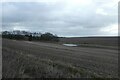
[[63, 44, 78, 47]]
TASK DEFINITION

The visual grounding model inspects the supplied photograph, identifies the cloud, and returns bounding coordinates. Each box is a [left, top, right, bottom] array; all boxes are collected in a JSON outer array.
[[100, 24, 118, 35], [1, 0, 119, 37]]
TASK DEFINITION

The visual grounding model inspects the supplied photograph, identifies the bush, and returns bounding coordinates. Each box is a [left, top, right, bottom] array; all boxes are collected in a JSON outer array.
[[28, 35, 32, 41]]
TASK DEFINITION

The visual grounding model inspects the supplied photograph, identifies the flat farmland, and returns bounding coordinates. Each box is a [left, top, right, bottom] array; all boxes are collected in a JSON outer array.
[[60, 37, 118, 46], [2, 39, 118, 78]]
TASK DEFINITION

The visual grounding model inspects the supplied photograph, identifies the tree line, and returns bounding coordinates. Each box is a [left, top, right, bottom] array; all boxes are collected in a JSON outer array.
[[2, 31, 59, 42]]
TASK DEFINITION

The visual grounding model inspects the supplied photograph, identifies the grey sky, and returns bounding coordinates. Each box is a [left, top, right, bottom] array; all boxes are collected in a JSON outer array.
[[1, 0, 119, 37]]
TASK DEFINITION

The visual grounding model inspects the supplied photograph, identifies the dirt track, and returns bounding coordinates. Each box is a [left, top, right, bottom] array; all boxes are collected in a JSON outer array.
[[2, 39, 118, 78]]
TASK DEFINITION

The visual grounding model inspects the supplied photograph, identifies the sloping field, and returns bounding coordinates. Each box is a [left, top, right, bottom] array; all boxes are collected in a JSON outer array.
[[2, 39, 118, 78]]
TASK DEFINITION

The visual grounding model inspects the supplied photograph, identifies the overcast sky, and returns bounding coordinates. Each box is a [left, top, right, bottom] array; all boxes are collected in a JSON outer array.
[[1, 0, 119, 37]]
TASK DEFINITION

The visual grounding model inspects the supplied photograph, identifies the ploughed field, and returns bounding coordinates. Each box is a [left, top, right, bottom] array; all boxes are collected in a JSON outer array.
[[2, 39, 118, 78], [60, 37, 118, 46]]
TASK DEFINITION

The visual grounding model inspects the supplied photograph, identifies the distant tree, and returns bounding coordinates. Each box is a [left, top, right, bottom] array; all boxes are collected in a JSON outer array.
[[52, 34, 59, 42], [41, 33, 52, 41], [41, 32, 59, 42]]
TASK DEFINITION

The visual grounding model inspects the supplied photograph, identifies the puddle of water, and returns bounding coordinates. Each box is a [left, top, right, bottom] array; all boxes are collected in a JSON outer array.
[[63, 44, 78, 47]]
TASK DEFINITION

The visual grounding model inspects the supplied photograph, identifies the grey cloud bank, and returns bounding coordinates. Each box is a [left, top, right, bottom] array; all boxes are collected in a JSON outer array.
[[1, 0, 118, 37]]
